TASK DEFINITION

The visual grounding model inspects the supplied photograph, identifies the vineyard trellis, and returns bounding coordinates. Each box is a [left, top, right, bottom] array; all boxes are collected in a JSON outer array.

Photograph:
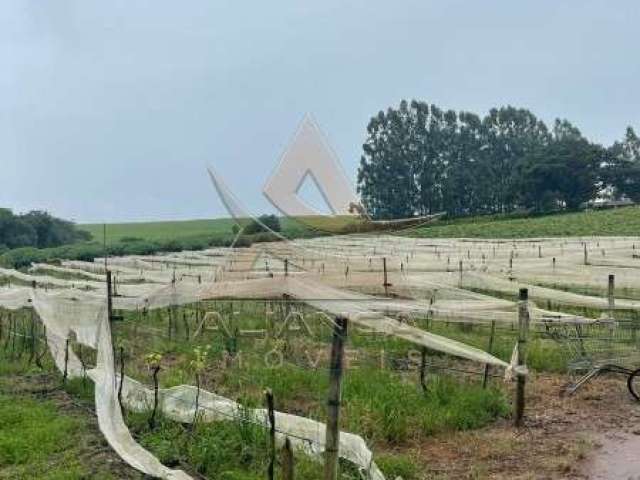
[[2, 234, 640, 478]]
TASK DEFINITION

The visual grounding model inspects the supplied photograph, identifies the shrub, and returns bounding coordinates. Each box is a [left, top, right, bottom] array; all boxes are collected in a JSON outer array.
[[0, 247, 45, 269], [119, 236, 144, 242], [243, 215, 281, 235], [0, 208, 90, 249], [249, 232, 279, 243], [0, 230, 260, 268], [233, 236, 253, 248]]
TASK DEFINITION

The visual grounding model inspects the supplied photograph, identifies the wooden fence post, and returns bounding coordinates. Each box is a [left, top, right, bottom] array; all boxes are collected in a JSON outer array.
[[282, 437, 294, 480], [324, 316, 348, 480], [118, 346, 125, 417], [266, 389, 276, 480], [63, 338, 70, 386], [29, 306, 36, 364], [584, 243, 588, 265], [382, 258, 390, 295], [483, 320, 496, 389], [608, 274, 615, 319], [183, 311, 190, 341], [106, 270, 120, 381], [9, 314, 15, 358], [515, 288, 529, 428], [106, 270, 113, 322], [149, 365, 160, 429], [419, 347, 428, 393], [78, 344, 87, 388], [3, 313, 10, 352]]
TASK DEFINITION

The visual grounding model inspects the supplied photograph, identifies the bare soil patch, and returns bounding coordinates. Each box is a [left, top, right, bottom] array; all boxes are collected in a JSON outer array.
[[407, 373, 639, 479]]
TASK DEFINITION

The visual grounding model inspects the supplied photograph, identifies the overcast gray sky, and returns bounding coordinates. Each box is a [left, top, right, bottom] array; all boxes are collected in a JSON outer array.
[[3, 1, 639, 223]]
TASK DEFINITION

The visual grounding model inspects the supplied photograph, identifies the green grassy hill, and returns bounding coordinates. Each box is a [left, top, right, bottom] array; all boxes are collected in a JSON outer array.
[[4, 207, 640, 269], [408, 206, 640, 238], [81, 207, 640, 244], [79, 217, 312, 243], [0, 217, 316, 269], [80, 218, 238, 243]]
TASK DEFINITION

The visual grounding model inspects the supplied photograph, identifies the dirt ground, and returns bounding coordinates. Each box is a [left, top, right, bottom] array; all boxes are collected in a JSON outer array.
[[412, 373, 640, 479]]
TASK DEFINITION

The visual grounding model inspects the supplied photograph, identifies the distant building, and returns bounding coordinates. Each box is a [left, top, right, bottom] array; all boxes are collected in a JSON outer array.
[[586, 186, 635, 209]]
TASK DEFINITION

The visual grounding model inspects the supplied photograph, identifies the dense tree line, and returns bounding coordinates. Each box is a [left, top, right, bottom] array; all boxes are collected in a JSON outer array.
[[357, 100, 640, 219], [0, 209, 91, 251]]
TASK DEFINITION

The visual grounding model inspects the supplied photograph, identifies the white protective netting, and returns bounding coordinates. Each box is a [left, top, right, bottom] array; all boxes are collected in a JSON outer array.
[[3, 234, 639, 478]]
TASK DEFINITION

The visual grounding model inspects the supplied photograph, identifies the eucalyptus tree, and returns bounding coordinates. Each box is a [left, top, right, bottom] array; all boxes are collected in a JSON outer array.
[[519, 119, 601, 211], [604, 126, 640, 202], [481, 106, 550, 212]]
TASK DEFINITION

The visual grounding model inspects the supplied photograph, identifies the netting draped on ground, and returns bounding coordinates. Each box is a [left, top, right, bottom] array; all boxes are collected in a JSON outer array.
[[3, 234, 640, 478], [0, 286, 387, 479]]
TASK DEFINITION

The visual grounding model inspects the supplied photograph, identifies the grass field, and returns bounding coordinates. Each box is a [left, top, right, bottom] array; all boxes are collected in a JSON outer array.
[[0, 393, 125, 480], [81, 218, 238, 243], [80, 206, 640, 244], [409, 206, 640, 238], [80, 217, 312, 243], [0, 359, 140, 480]]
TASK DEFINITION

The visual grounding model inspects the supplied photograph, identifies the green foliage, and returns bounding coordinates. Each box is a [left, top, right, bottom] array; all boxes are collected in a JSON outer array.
[[342, 369, 509, 443], [0, 216, 311, 269], [375, 452, 420, 480], [127, 411, 332, 479], [63, 378, 95, 403], [0, 216, 315, 269], [189, 346, 210, 373], [0, 393, 121, 479], [357, 101, 554, 218], [519, 119, 601, 211], [243, 214, 281, 235], [144, 352, 163, 369], [119, 236, 144, 242], [0, 235, 240, 269], [0, 395, 75, 465], [604, 126, 640, 202], [0, 209, 89, 250], [221, 362, 508, 445], [481, 106, 551, 213], [0, 247, 45, 269], [357, 100, 640, 219], [423, 319, 567, 373]]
